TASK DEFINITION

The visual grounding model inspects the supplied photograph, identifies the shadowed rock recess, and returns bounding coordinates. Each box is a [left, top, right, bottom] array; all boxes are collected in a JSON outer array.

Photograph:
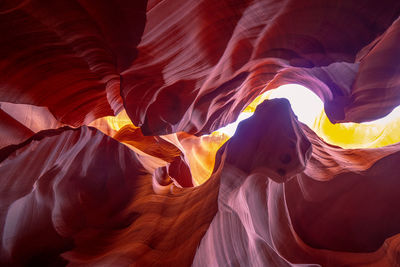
[[1, 0, 400, 266]]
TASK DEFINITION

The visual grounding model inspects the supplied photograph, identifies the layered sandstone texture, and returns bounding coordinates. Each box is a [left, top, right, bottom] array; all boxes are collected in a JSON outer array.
[[1, 0, 400, 266]]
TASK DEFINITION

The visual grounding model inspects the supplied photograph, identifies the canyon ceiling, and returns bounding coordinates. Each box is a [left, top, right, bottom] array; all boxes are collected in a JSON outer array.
[[1, 0, 400, 266]]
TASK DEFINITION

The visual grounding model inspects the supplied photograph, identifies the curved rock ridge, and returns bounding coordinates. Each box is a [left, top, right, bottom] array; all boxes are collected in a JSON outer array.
[[287, 151, 400, 253], [302, 125, 400, 181], [0, 102, 64, 149], [0, 0, 147, 127], [114, 125, 181, 164], [1, 1, 400, 266], [0, 103, 63, 133], [0, 126, 146, 265], [0, 108, 34, 149], [1, 97, 400, 266], [193, 99, 312, 266], [194, 99, 400, 267], [171, 132, 230, 186], [0, 126, 219, 266], [113, 125, 194, 187], [122, 0, 400, 135]]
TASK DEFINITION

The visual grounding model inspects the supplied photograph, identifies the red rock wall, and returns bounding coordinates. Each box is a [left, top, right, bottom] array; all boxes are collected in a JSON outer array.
[[1, 0, 400, 266], [0, 0, 146, 127]]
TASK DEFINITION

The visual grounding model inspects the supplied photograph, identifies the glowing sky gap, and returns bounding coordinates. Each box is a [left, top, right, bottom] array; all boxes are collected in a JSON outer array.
[[215, 84, 324, 136], [213, 84, 400, 149]]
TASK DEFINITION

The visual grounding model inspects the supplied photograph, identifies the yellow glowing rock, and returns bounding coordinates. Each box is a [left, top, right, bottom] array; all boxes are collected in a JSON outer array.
[[89, 109, 136, 136], [88, 85, 400, 187], [178, 132, 230, 186], [312, 110, 400, 149], [212, 84, 400, 154]]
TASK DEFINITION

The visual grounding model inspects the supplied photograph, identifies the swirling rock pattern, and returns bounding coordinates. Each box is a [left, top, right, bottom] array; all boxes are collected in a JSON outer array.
[[122, 0, 400, 134], [0, 126, 218, 266], [194, 100, 400, 267], [1, 0, 400, 266], [0, 0, 147, 126]]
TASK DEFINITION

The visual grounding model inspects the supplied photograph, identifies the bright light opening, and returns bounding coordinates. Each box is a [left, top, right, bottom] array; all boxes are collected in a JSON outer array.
[[215, 112, 253, 136], [214, 84, 323, 137], [212, 83, 400, 149], [267, 84, 323, 128]]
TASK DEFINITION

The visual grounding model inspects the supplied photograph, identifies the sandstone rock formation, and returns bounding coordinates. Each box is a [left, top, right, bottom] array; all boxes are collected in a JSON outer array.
[[1, 0, 400, 266]]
